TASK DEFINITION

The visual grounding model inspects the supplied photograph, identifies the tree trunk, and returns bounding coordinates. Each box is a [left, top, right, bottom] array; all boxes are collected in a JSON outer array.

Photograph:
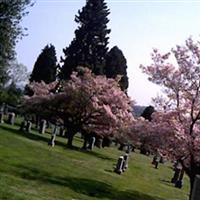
[[35, 115, 40, 129], [189, 175, 195, 200], [82, 135, 89, 150], [67, 132, 75, 148]]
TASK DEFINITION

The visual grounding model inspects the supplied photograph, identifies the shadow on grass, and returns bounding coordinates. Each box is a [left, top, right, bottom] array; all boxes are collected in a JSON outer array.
[[0, 125, 67, 149], [0, 125, 114, 161], [14, 164, 164, 200], [81, 149, 115, 161], [160, 179, 175, 188]]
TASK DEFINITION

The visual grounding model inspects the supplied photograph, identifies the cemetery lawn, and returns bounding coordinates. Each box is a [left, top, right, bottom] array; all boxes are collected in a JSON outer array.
[[0, 122, 189, 200]]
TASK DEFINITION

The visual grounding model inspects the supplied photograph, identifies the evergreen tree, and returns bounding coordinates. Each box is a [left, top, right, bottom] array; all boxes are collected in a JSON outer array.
[[30, 44, 57, 84], [0, 0, 33, 87], [60, 0, 111, 80], [141, 105, 155, 121], [105, 46, 129, 91]]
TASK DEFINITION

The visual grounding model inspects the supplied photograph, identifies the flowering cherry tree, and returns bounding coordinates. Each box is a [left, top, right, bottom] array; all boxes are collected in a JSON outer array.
[[139, 38, 200, 199], [24, 67, 134, 147]]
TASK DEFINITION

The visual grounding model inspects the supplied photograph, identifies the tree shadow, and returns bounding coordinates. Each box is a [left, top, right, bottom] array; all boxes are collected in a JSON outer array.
[[12, 164, 165, 200], [0, 125, 115, 161], [80, 149, 115, 161], [160, 179, 174, 188], [0, 125, 67, 149]]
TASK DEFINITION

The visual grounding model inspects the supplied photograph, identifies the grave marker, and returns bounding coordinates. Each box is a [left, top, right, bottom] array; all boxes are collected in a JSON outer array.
[[39, 119, 46, 134], [0, 112, 4, 123], [8, 112, 15, 125], [26, 121, 32, 133], [49, 125, 58, 147], [122, 153, 129, 172], [114, 156, 124, 174], [88, 136, 96, 150]]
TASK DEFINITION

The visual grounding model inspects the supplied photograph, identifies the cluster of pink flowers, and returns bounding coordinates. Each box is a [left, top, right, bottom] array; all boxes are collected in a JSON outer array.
[[24, 67, 134, 140]]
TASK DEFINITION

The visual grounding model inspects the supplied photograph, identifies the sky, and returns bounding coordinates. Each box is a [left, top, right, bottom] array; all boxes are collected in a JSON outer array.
[[15, 0, 200, 106]]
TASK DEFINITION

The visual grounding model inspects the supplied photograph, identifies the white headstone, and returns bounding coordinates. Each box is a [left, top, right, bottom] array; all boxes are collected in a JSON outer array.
[[26, 121, 32, 133], [88, 136, 96, 150], [114, 156, 124, 174], [49, 125, 58, 147], [122, 153, 129, 171], [39, 120, 46, 134]]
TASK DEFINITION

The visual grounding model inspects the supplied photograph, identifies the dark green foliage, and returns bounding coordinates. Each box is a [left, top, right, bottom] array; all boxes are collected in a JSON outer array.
[[0, 61, 28, 106], [105, 46, 129, 91], [0, 0, 33, 87], [60, 0, 111, 80], [141, 105, 155, 121], [0, 83, 23, 106], [30, 44, 58, 83]]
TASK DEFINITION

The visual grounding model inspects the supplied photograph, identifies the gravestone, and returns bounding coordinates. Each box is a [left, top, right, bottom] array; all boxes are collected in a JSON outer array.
[[20, 121, 27, 131], [171, 168, 181, 183], [102, 137, 112, 148], [126, 144, 133, 153], [0, 112, 4, 123], [59, 126, 65, 137], [39, 119, 46, 134], [114, 156, 124, 174], [122, 153, 129, 172], [26, 121, 32, 133], [0, 103, 5, 113], [118, 143, 125, 151], [152, 155, 159, 169], [88, 136, 96, 150], [171, 161, 182, 184], [175, 169, 184, 188], [191, 175, 200, 200], [49, 125, 58, 147], [8, 112, 15, 125], [95, 138, 103, 148], [159, 157, 165, 164]]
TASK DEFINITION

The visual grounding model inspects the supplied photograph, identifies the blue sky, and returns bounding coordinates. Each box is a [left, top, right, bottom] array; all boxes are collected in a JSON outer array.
[[16, 0, 200, 105]]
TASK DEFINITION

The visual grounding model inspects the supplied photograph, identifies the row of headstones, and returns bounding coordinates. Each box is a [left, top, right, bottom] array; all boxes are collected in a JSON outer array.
[[3, 112, 200, 199], [20, 119, 65, 147], [151, 155, 165, 169], [0, 112, 15, 125], [19, 119, 111, 149], [83, 136, 112, 150], [5, 113, 200, 199], [20, 119, 101, 150], [114, 153, 129, 174], [83, 136, 115, 150], [153, 157, 200, 200], [1, 112, 113, 150], [20, 119, 52, 134]]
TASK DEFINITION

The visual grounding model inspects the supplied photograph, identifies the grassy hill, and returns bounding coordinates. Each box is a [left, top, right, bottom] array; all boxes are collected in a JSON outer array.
[[0, 122, 190, 200]]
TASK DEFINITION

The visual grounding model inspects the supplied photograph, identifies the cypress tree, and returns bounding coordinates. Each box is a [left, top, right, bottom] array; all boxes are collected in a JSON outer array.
[[141, 105, 155, 121], [30, 44, 57, 84], [105, 46, 129, 91], [60, 0, 111, 80]]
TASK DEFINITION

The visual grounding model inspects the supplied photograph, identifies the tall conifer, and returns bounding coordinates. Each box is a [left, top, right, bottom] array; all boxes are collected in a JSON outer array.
[[30, 44, 57, 83], [60, 0, 111, 79], [105, 46, 129, 91]]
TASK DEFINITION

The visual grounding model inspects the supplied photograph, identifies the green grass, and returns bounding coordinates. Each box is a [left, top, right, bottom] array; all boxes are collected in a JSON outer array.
[[0, 122, 190, 200]]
